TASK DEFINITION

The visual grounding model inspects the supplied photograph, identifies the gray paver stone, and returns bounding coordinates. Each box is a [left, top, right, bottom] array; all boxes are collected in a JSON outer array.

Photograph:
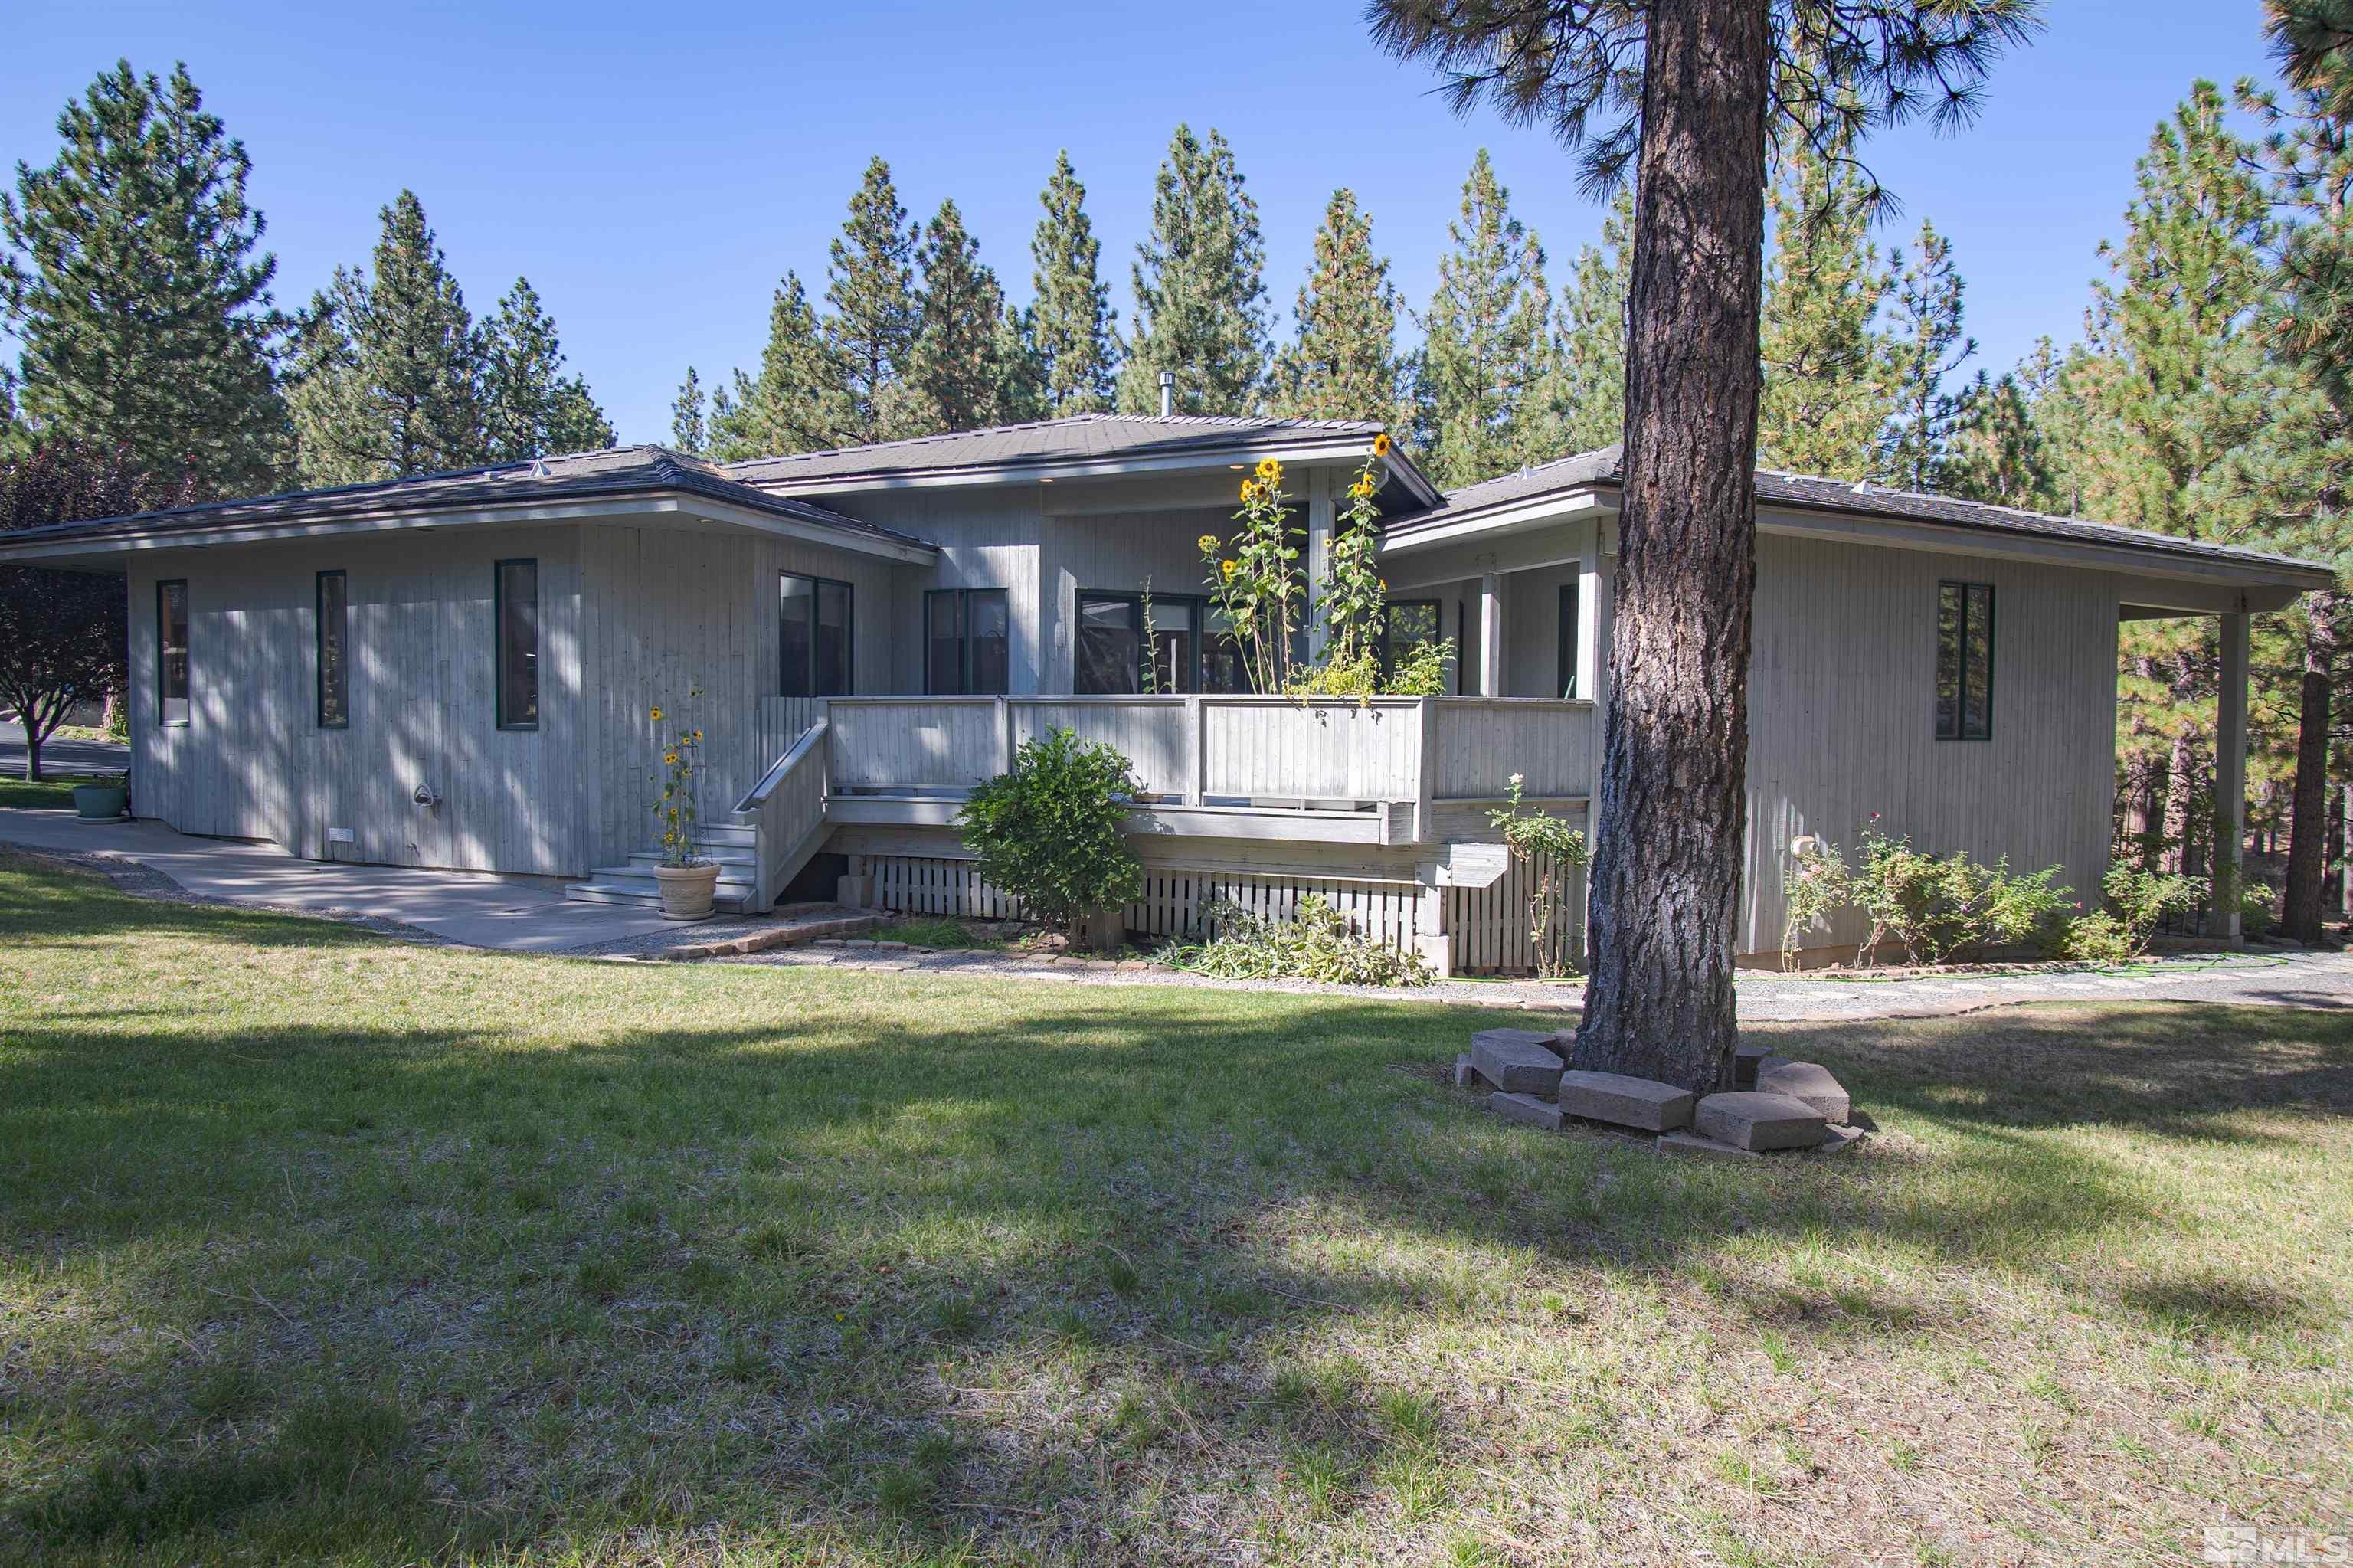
[[1556, 1070, 1695, 1131], [1470, 1029, 1565, 1096], [1488, 1092, 1565, 1131], [1754, 1059, 1851, 1123], [1694, 1091, 1828, 1151]]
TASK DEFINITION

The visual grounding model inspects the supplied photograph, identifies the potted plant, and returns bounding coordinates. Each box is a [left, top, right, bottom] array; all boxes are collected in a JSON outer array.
[[648, 690, 719, 921], [71, 771, 129, 821]]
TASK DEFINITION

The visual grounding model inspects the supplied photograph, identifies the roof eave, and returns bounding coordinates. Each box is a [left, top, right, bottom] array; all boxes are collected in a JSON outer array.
[[743, 430, 1438, 502]]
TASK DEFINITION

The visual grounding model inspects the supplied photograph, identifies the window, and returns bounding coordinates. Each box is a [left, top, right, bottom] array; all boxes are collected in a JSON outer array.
[[1382, 599, 1443, 685], [1556, 582, 1581, 699], [1203, 607, 1252, 694], [496, 558, 538, 730], [781, 572, 853, 697], [158, 580, 189, 725], [316, 571, 349, 728], [925, 588, 1010, 695], [1076, 591, 1205, 694], [1936, 581, 1994, 741]]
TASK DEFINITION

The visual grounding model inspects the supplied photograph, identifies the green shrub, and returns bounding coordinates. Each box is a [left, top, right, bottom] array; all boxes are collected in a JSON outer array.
[[956, 728, 1143, 941], [1779, 836, 1851, 971], [2099, 859, 2206, 957], [2240, 880, 2279, 940], [2060, 909, 2134, 965], [1172, 894, 1432, 987], [1850, 824, 2073, 965], [1487, 775, 1591, 979]]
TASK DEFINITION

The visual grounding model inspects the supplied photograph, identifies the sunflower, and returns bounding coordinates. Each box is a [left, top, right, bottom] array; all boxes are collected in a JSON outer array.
[[1255, 457, 1281, 482], [663, 751, 679, 768], [1371, 433, 1392, 457], [649, 705, 663, 722], [1240, 480, 1258, 502], [1220, 558, 1237, 579], [1197, 533, 1219, 555]]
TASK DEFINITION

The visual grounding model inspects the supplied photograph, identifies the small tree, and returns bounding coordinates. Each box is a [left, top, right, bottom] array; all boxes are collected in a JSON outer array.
[[0, 442, 195, 781], [956, 728, 1143, 946], [1488, 774, 1593, 979]]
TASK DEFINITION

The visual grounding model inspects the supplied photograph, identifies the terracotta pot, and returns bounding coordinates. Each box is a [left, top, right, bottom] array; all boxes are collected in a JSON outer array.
[[654, 861, 722, 921]]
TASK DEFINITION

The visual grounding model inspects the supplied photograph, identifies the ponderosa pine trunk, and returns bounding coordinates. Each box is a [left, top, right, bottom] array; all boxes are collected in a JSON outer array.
[[1572, 0, 1769, 1096], [2283, 594, 2341, 942]]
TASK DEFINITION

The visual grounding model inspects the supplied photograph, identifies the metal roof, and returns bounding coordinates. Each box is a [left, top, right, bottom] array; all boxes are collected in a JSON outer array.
[[1391, 444, 2338, 586], [0, 445, 934, 554], [721, 412, 1394, 486]]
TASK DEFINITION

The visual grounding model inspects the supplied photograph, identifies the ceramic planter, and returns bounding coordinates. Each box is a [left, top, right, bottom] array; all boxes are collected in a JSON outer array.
[[654, 861, 721, 921], [72, 783, 128, 820]]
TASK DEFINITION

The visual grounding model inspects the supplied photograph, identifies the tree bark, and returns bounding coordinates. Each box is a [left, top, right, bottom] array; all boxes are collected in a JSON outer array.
[[2162, 725, 2196, 876], [1573, 0, 1769, 1095], [2283, 594, 2340, 943]]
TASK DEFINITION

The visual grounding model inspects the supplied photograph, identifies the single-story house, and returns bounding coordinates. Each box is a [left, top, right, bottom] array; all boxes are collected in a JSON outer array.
[[0, 414, 2330, 971]]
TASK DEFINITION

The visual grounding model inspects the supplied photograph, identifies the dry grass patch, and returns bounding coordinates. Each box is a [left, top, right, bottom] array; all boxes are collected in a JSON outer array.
[[0, 849, 2346, 1565]]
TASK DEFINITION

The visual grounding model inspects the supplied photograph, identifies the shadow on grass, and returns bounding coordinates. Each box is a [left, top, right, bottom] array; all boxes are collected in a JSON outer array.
[[3, 858, 2350, 1562]]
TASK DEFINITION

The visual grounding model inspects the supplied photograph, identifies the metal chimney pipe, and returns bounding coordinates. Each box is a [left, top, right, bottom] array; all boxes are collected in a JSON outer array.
[[1158, 370, 1175, 417]]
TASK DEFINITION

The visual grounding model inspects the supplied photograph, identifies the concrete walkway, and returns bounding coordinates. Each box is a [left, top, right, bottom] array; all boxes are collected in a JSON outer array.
[[5, 806, 2350, 1018], [0, 808, 682, 953]]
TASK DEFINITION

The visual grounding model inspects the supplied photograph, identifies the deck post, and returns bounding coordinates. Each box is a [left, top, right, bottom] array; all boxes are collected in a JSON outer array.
[[2214, 610, 2250, 939], [1415, 863, 1455, 977], [1305, 466, 1334, 660], [1415, 697, 1438, 843], [1188, 696, 1208, 804], [996, 696, 1013, 776], [1478, 573, 1504, 696]]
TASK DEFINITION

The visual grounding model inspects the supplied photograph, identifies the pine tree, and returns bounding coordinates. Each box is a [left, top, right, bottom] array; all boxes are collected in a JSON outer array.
[[709, 271, 853, 460], [1029, 151, 1117, 415], [1549, 186, 1634, 454], [823, 157, 920, 445], [1756, 125, 1895, 480], [1414, 149, 1555, 487], [895, 198, 1036, 434], [993, 306, 1049, 424], [287, 190, 487, 484], [1272, 188, 1406, 426], [0, 61, 287, 498], [1878, 220, 1975, 490], [671, 367, 705, 453], [1941, 369, 2052, 508], [1116, 126, 1271, 416], [481, 277, 614, 460]]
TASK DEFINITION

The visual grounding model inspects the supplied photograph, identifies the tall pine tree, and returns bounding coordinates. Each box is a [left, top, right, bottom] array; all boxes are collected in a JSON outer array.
[[894, 199, 1040, 434], [1878, 221, 1975, 490], [1942, 369, 2053, 508], [1272, 188, 1407, 426], [671, 367, 705, 453], [1029, 152, 1117, 415], [1547, 185, 1635, 455], [1415, 149, 1554, 487], [1116, 126, 1270, 416], [288, 190, 487, 484], [709, 271, 853, 460], [823, 158, 921, 446], [2, 61, 287, 498], [1756, 125, 1894, 480], [480, 277, 614, 460]]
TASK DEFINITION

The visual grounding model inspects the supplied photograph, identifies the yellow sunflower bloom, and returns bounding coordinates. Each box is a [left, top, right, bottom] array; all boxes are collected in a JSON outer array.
[[1197, 533, 1219, 555], [1255, 457, 1281, 483], [650, 705, 663, 722], [1240, 480, 1257, 502], [1372, 433, 1392, 457], [663, 751, 679, 767], [1221, 558, 1237, 579]]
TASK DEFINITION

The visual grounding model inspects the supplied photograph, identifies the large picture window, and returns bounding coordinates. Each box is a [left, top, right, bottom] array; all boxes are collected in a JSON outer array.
[[158, 579, 189, 726], [781, 572, 853, 697], [1383, 598, 1443, 686], [1936, 581, 1995, 741], [316, 571, 349, 728], [1076, 591, 1205, 694], [496, 558, 538, 730], [925, 588, 1010, 695]]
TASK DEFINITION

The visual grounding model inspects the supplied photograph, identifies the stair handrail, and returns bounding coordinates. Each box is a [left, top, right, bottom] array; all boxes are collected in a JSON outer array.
[[733, 716, 830, 815]]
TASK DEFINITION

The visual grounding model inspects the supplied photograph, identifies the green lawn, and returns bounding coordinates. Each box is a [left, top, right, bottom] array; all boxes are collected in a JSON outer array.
[[1, 850, 2347, 1566], [0, 779, 76, 810]]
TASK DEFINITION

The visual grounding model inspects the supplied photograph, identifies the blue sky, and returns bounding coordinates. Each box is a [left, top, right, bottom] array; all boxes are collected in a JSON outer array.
[[2, 0, 2287, 447]]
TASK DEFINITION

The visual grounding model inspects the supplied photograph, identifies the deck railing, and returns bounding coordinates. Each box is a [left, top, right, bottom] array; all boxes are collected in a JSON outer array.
[[820, 694, 1593, 811]]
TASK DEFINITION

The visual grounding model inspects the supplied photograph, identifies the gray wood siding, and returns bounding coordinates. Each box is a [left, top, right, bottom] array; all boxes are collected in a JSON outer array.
[[834, 489, 1046, 693], [1741, 532, 2119, 956], [127, 525, 587, 874], [575, 522, 902, 870], [1039, 505, 1229, 694]]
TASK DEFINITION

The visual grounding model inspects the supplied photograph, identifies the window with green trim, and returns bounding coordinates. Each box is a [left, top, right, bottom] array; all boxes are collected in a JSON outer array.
[[781, 572, 853, 697], [925, 588, 1010, 694], [316, 571, 349, 728], [158, 580, 189, 725], [1936, 581, 1994, 741], [496, 559, 539, 730]]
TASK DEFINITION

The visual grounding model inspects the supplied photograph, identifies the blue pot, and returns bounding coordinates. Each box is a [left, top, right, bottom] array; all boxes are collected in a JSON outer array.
[[71, 784, 127, 820]]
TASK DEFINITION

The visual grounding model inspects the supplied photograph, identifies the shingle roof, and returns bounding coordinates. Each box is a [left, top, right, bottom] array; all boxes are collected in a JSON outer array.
[[0, 445, 934, 553], [722, 412, 1388, 486], [1392, 445, 2336, 584]]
